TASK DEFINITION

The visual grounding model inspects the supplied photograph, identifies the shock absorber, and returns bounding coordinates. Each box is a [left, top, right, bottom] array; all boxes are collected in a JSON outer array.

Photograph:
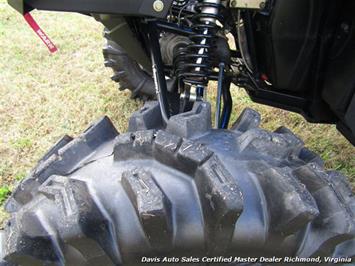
[[175, 0, 223, 99]]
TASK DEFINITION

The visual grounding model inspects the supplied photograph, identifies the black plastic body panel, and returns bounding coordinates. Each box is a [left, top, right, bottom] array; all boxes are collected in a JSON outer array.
[[251, 0, 355, 144], [254, 0, 323, 92], [322, 0, 355, 145], [10, 0, 173, 18], [344, 96, 355, 143], [250, 1, 338, 122]]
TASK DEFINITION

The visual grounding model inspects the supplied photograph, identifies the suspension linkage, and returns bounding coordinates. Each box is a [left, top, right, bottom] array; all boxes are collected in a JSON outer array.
[[216, 63, 233, 129], [147, 21, 171, 124]]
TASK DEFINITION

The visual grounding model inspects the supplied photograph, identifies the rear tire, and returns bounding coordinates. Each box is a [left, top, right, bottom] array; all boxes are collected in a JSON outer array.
[[103, 31, 156, 100], [2, 103, 355, 265]]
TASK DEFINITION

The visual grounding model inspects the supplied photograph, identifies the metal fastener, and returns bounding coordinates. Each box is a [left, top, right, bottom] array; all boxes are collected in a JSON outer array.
[[229, 0, 266, 9], [153, 0, 165, 12], [230, 0, 237, 7]]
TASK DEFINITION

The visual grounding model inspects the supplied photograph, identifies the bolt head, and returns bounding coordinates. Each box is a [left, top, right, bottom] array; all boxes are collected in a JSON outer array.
[[153, 0, 165, 12], [341, 23, 350, 33], [231, 0, 237, 7]]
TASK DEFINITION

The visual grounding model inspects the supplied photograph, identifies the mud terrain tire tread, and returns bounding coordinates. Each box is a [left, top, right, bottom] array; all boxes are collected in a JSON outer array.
[[103, 31, 156, 100], [2, 105, 354, 265]]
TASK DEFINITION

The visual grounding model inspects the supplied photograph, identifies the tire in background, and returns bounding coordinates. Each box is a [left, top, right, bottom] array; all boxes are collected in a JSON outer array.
[[103, 30, 156, 100]]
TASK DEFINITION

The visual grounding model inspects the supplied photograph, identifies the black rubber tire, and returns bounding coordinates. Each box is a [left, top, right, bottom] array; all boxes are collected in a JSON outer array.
[[103, 31, 156, 100], [1, 103, 355, 265]]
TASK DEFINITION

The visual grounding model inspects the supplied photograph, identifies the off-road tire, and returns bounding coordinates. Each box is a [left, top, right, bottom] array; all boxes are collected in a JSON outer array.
[[1, 102, 354, 265], [103, 31, 156, 100]]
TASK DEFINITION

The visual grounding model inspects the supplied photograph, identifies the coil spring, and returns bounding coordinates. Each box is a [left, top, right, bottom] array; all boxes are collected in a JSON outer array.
[[174, 0, 224, 88]]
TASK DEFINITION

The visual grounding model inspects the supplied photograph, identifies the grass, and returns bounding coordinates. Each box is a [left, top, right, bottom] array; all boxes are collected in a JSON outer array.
[[0, 186, 10, 204], [0, 0, 354, 224]]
